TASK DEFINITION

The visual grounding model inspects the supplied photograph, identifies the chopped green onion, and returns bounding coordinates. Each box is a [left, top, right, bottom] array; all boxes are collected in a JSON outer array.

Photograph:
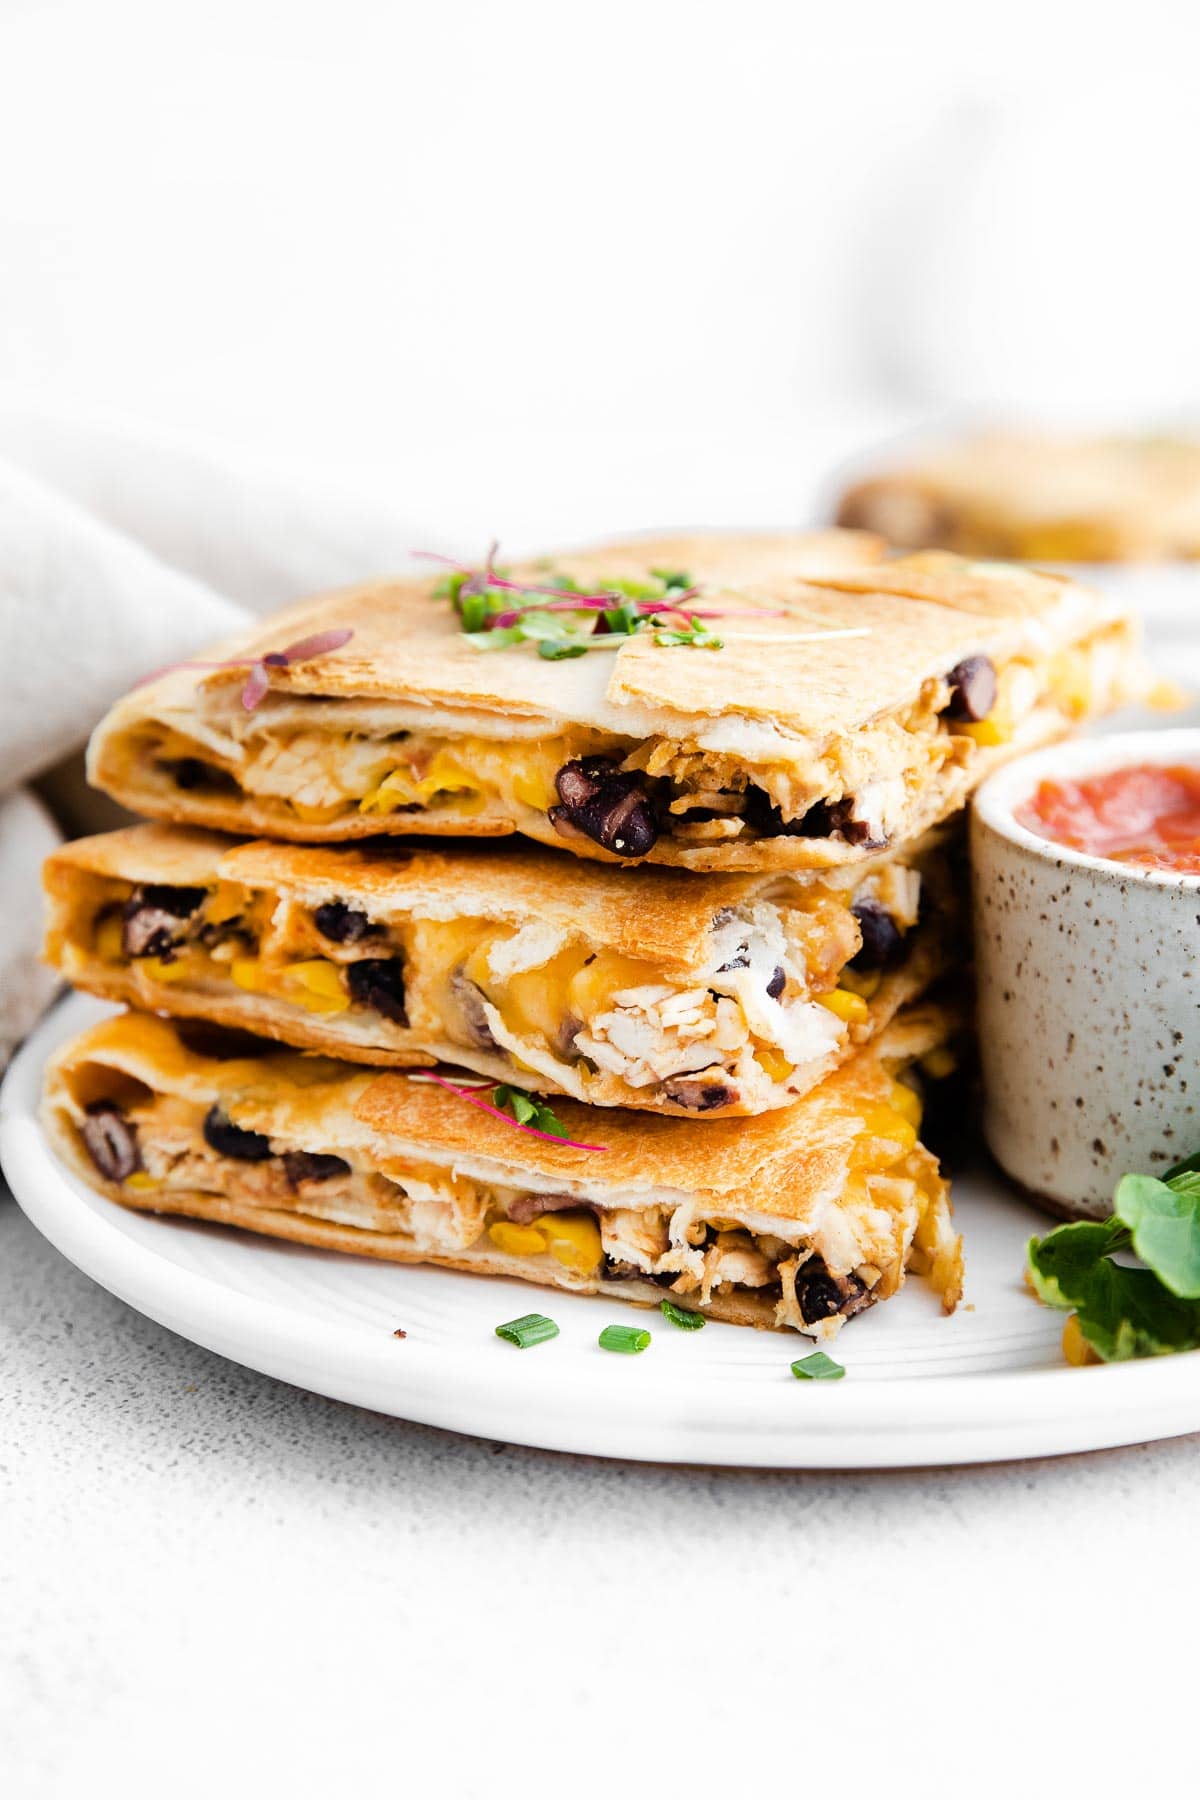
[[790, 1351, 845, 1380], [598, 1323, 651, 1354], [495, 1313, 560, 1348], [660, 1298, 705, 1331]]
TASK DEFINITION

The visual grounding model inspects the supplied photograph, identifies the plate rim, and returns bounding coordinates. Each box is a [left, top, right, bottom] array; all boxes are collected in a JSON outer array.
[[5, 995, 1200, 1469]]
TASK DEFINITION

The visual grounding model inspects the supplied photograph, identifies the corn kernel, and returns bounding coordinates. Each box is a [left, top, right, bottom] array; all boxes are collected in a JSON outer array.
[[361, 755, 479, 816], [1062, 1313, 1099, 1367], [920, 1045, 958, 1081], [817, 988, 870, 1025], [512, 769, 556, 810], [284, 959, 351, 1015], [961, 716, 1012, 748], [231, 957, 271, 994], [838, 966, 882, 1000], [94, 913, 126, 961], [488, 1221, 548, 1257], [536, 1210, 603, 1274], [203, 882, 244, 925], [141, 955, 191, 984], [890, 1080, 923, 1130], [291, 800, 343, 824], [124, 1172, 159, 1191], [852, 1103, 918, 1163], [539, 1202, 604, 1274], [754, 1045, 793, 1083]]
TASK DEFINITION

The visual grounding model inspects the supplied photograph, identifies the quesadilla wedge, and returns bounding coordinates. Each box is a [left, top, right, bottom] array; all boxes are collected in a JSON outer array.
[[86, 532, 1147, 873], [836, 432, 1200, 562], [45, 822, 957, 1117], [43, 1005, 964, 1337]]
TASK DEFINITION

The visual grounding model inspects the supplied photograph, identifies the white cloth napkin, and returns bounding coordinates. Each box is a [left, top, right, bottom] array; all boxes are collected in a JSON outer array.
[[0, 414, 455, 1067]]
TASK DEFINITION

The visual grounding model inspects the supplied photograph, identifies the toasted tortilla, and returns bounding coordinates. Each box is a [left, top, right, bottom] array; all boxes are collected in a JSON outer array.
[[45, 822, 956, 1116], [85, 531, 1146, 871], [43, 1003, 964, 1337]]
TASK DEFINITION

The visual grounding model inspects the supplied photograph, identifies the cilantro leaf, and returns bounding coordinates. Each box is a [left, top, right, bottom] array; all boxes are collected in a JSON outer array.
[[1026, 1219, 1128, 1310], [1027, 1157, 1200, 1361], [1028, 1221, 1200, 1359], [1115, 1172, 1200, 1298]]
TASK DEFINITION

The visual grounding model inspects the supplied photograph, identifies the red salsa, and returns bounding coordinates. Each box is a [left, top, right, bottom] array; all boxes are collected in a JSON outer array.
[[1017, 763, 1200, 874]]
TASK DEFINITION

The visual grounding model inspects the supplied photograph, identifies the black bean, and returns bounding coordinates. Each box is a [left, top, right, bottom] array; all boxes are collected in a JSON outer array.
[[550, 757, 659, 859], [346, 957, 408, 1024], [81, 1102, 141, 1182], [795, 1264, 843, 1324], [507, 1192, 595, 1225], [158, 758, 238, 794], [314, 901, 375, 945], [601, 1258, 643, 1282], [662, 1075, 737, 1111], [825, 800, 887, 849], [448, 969, 496, 1048], [766, 965, 786, 998], [552, 1012, 582, 1059], [795, 1260, 869, 1324], [203, 1105, 273, 1161], [743, 788, 840, 838], [944, 654, 997, 723], [850, 896, 905, 971], [743, 789, 885, 848], [283, 1150, 351, 1186], [121, 884, 206, 958]]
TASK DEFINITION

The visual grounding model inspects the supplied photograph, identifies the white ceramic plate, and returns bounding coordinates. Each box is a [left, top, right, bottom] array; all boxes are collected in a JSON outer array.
[[5, 994, 1200, 1467]]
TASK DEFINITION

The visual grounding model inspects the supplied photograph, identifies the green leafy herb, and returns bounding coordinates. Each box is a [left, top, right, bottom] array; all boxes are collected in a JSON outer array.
[[492, 1084, 570, 1140], [495, 1313, 560, 1348], [598, 1324, 652, 1354], [790, 1351, 846, 1380], [431, 554, 726, 658], [660, 1298, 705, 1330], [1027, 1154, 1200, 1361]]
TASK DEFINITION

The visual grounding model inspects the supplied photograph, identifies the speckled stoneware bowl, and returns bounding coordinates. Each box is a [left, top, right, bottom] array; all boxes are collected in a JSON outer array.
[[971, 728, 1200, 1219]]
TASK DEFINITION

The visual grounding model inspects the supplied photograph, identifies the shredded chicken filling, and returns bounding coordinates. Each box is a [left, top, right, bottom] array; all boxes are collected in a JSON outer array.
[[65, 1079, 946, 1335], [75, 859, 929, 1110], [124, 622, 1130, 844]]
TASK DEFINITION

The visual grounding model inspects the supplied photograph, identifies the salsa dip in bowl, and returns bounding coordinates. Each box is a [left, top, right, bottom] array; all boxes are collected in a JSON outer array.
[[971, 728, 1200, 1219]]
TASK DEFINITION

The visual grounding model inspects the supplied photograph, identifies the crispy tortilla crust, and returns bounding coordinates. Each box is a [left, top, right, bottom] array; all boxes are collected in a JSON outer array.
[[835, 434, 1200, 562], [44, 823, 954, 1114], [42, 1006, 964, 1328], [85, 533, 1144, 870]]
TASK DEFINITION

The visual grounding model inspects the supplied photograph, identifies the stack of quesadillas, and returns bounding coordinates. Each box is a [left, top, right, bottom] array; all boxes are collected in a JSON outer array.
[[41, 531, 1149, 1339]]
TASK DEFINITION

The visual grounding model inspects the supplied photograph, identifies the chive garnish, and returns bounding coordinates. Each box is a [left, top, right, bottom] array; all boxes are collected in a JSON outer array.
[[598, 1324, 651, 1354], [495, 1313, 560, 1348], [790, 1351, 846, 1380], [660, 1298, 705, 1331]]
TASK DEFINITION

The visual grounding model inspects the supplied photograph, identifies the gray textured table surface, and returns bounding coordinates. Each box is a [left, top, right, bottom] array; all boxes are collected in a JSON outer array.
[[3, 1184, 1195, 1797]]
